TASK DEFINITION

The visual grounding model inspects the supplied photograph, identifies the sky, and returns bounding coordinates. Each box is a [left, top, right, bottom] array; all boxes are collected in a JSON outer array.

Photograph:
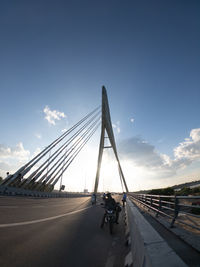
[[0, 0, 200, 192]]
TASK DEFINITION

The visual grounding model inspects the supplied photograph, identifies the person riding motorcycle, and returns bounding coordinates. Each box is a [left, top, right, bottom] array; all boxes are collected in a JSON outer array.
[[101, 193, 120, 227], [104, 193, 116, 209]]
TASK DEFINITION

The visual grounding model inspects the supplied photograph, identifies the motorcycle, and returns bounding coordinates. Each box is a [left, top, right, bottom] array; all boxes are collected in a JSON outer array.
[[101, 207, 116, 234]]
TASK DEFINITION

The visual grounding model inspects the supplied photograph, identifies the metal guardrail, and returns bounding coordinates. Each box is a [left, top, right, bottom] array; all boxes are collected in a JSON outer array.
[[128, 193, 200, 232], [0, 185, 91, 198]]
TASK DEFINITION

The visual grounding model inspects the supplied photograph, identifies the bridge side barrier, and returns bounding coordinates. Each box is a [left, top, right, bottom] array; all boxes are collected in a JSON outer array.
[[126, 198, 187, 267], [0, 185, 90, 198], [128, 193, 200, 232]]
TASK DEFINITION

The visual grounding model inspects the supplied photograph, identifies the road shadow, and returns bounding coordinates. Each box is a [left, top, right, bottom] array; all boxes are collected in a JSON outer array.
[[0, 197, 129, 267]]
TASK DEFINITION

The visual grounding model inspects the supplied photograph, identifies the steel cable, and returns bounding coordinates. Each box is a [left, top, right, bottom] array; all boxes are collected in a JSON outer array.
[[48, 122, 101, 189], [3, 106, 100, 186], [35, 119, 100, 190], [22, 110, 101, 188]]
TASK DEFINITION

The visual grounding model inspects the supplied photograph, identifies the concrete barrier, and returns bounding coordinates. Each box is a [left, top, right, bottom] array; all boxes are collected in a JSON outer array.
[[125, 199, 187, 267]]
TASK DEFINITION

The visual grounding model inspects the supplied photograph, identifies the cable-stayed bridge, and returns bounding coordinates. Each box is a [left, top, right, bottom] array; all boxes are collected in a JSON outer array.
[[0, 86, 128, 196], [0, 87, 200, 267]]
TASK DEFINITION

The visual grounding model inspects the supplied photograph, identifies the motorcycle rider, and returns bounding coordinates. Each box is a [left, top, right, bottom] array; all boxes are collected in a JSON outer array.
[[104, 193, 116, 209], [101, 193, 120, 227]]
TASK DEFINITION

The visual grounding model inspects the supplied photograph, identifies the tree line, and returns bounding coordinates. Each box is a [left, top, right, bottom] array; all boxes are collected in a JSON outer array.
[[149, 186, 200, 196]]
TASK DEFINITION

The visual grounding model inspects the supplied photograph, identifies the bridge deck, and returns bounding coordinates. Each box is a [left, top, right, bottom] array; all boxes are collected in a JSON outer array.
[[0, 196, 127, 267]]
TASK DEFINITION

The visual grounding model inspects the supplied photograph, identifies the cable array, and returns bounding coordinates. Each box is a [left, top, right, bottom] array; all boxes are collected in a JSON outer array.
[[1, 106, 101, 191]]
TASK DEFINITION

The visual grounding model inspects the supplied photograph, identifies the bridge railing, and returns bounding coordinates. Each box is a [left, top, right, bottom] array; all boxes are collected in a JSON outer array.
[[128, 193, 200, 232], [0, 185, 91, 198]]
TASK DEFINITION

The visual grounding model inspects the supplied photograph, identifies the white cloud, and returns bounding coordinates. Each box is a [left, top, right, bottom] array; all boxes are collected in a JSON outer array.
[[119, 137, 167, 170], [160, 154, 172, 167], [130, 118, 135, 123], [35, 133, 42, 139], [119, 128, 200, 179], [61, 128, 68, 133], [0, 144, 44, 178], [112, 121, 120, 134], [0, 143, 30, 177], [43, 105, 66, 125], [0, 143, 30, 161], [174, 128, 200, 160]]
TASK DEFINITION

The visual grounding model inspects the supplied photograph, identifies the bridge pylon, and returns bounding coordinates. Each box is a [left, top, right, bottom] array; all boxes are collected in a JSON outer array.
[[94, 86, 129, 194]]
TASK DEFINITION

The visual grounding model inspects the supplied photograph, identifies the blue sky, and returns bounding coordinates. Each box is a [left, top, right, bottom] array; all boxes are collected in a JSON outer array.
[[0, 1, 200, 192]]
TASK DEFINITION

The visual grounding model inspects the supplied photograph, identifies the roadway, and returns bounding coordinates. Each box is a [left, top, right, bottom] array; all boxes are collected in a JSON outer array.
[[0, 195, 128, 267]]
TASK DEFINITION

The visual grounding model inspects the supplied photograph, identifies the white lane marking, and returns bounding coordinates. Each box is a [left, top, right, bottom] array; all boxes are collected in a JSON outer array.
[[45, 204, 79, 207], [0, 206, 92, 228], [0, 205, 44, 208], [0, 201, 90, 209]]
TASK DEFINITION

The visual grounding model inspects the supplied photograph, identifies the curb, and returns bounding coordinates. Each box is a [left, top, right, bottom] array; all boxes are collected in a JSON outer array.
[[124, 205, 133, 267]]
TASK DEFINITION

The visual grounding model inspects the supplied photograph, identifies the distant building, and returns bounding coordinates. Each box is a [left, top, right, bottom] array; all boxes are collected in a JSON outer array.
[[84, 189, 88, 193]]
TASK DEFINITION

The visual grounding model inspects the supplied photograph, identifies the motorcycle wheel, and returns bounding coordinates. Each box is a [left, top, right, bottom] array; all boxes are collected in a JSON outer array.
[[109, 221, 113, 235]]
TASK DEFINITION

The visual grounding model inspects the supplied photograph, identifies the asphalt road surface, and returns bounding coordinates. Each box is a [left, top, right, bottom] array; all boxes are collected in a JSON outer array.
[[0, 195, 128, 267]]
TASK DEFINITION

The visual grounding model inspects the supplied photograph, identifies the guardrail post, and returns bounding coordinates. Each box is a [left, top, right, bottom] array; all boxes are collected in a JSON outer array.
[[170, 196, 179, 228], [156, 196, 161, 217], [150, 196, 153, 207]]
